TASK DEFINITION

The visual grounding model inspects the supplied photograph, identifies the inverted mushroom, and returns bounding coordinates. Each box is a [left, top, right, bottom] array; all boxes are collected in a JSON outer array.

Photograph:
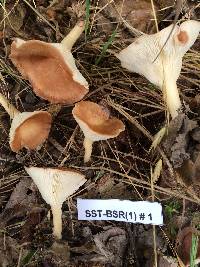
[[72, 101, 125, 163], [25, 166, 86, 239], [0, 93, 52, 152], [10, 21, 89, 104], [116, 20, 200, 119]]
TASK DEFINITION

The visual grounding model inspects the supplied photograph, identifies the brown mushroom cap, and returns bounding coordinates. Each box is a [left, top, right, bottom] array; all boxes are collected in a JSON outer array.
[[10, 39, 88, 104], [72, 101, 125, 141], [10, 111, 52, 152]]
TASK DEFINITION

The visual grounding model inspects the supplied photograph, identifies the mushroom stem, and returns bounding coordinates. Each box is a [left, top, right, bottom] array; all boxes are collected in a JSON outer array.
[[0, 93, 20, 119], [52, 205, 62, 239], [83, 137, 93, 163], [163, 74, 182, 119], [61, 21, 84, 51]]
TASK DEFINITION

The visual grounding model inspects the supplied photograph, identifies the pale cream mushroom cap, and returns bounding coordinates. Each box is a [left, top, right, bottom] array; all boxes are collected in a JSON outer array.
[[24, 166, 86, 207], [25, 166, 86, 239], [117, 23, 178, 87], [72, 101, 125, 141], [116, 20, 200, 88], [9, 111, 52, 152], [10, 38, 89, 104]]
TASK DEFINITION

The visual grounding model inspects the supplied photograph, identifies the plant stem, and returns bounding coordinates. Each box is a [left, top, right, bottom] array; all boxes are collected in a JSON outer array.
[[164, 74, 181, 119], [0, 93, 19, 119], [61, 21, 84, 51], [52, 205, 62, 239], [83, 137, 93, 163]]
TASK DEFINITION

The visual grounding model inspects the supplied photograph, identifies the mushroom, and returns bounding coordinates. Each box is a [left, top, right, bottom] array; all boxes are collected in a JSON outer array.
[[10, 21, 89, 104], [116, 20, 200, 119], [25, 166, 86, 239], [0, 93, 52, 152], [72, 101, 125, 163]]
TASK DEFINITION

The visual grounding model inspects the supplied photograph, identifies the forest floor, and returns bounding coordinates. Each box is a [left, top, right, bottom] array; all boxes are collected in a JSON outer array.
[[0, 0, 200, 266]]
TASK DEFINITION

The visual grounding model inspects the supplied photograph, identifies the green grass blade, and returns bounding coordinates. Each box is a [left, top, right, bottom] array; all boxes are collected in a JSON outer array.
[[95, 29, 117, 65], [85, 0, 90, 39], [22, 249, 37, 265], [190, 234, 199, 267]]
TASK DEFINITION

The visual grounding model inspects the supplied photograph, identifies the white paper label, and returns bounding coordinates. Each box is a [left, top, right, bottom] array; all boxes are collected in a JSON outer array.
[[77, 199, 163, 225]]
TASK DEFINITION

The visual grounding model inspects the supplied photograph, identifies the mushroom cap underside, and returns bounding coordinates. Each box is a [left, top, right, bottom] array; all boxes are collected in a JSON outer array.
[[117, 24, 180, 87], [72, 101, 125, 141], [10, 39, 89, 104], [25, 166, 86, 206], [10, 111, 52, 152], [117, 20, 200, 88]]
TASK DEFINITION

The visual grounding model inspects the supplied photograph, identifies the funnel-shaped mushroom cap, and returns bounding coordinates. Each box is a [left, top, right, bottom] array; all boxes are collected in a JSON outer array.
[[25, 167, 86, 207], [10, 111, 52, 152], [117, 20, 200, 88], [10, 38, 89, 104], [72, 101, 125, 141]]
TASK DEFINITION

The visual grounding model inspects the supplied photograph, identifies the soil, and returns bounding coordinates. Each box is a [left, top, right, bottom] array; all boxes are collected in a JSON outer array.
[[0, 0, 200, 266]]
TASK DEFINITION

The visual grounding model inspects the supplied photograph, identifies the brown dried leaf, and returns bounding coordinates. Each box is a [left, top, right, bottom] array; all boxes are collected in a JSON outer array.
[[158, 255, 178, 267], [21, 207, 46, 243], [70, 226, 127, 266], [0, 234, 20, 267], [4, 178, 36, 211], [93, 226, 127, 267], [0, 178, 37, 225], [163, 114, 185, 156], [100, 0, 157, 32], [0, 3, 26, 34], [157, 254, 185, 267], [70, 243, 97, 255], [193, 153, 200, 184], [7, 4, 26, 31], [176, 226, 200, 266], [86, 174, 133, 199], [191, 128, 200, 143], [171, 117, 197, 168], [50, 241, 70, 263], [163, 114, 197, 168], [176, 144, 200, 185], [176, 159, 195, 185]]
